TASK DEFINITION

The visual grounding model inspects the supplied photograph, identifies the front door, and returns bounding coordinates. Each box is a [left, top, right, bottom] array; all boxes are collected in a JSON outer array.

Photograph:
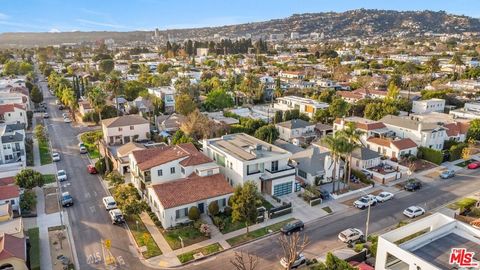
[[198, 203, 205, 214]]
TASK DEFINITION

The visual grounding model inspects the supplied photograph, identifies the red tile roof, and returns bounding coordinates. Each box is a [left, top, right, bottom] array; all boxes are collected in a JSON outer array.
[[0, 177, 15, 186], [151, 173, 233, 209], [336, 118, 386, 131], [391, 138, 417, 150], [367, 137, 390, 147], [444, 122, 469, 137], [337, 91, 363, 100], [132, 143, 212, 171], [0, 233, 25, 261], [0, 185, 20, 200], [0, 104, 25, 114]]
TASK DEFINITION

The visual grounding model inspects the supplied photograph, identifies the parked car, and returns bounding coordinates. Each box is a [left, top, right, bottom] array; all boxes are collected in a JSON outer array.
[[109, 209, 125, 224], [404, 180, 422, 192], [57, 170, 67, 182], [102, 196, 117, 210], [361, 169, 373, 179], [439, 169, 455, 179], [375, 192, 394, 203], [468, 161, 480, 170], [61, 192, 73, 207], [87, 164, 97, 174], [62, 113, 69, 118], [80, 145, 87, 154], [58, 105, 64, 110], [52, 152, 60, 162], [403, 206, 425, 218], [64, 117, 72, 123], [280, 253, 306, 269], [338, 228, 364, 244], [280, 219, 304, 235], [43, 112, 49, 118], [353, 195, 377, 209]]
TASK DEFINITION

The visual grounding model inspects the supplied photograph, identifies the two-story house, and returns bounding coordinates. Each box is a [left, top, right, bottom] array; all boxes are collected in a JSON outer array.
[[102, 115, 150, 145], [202, 133, 298, 196], [276, 119, 316, 146], [411, 98, 445, 114], [366, 137, 418, 159], [380, 115, 447, 151], [333, 117, 390, 146], [274, 96, 329, 118], [148, 86, 175, 113], [0, 123, 26, 169], [129, 143, 233, 228], [0, 104, 27, 127]]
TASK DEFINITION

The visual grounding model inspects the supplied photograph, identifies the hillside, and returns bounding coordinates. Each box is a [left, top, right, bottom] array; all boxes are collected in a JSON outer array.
[[1, 9, 479, 47]]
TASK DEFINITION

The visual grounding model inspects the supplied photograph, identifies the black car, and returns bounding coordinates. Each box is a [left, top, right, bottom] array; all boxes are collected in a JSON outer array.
[[404, 181, 422, 192], [280, 219, 304, 235], [318, 188, 330, 200]]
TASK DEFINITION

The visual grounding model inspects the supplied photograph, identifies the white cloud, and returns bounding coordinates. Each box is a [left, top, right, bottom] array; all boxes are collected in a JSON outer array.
[[0, 13, 9, 20], [76, 19, 129, 29], [49, 28, 61, 33]]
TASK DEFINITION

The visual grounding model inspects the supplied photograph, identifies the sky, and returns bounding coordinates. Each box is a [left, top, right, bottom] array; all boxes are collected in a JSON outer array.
[[0, 0, 479, 33]]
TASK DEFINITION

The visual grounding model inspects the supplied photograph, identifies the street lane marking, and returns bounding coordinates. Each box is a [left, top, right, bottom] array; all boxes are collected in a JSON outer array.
[[117, 256, 125, 265], [85, 192, 91, 199], [89, 206, 96, 214]]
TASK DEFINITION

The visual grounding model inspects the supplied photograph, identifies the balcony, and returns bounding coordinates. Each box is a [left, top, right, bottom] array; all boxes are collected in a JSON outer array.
[[261, 165, 296, 181]]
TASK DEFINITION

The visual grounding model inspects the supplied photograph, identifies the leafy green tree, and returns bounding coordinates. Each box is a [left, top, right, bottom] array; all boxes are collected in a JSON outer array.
[[34, 125, 46, 142], [99, 59, 114, 74], [425, 56, 440, 81], [171, 130, 195, 145], [205, 88, 234, 111], [322, 133, 349, 193], [18, 61, 33, 75], [3, 60, 18, 75], [318, 89, 336, 103], [231, 181, 261, 234], [467, 119, 480, 141], [30, 86, 44, 104], [188, 206, 201, 221], [157, 63, 171, 74], [20, 191, 36, 212], [328, 97, 350, 119], [175, 94, 197, 115], [124, 80, 146, 101], [386, 82, 400, 101], [105, 171, 125, 186], [113, 183, 147, 216], [254, 124, 279, 144], [364, 102, 398, 120], [273, 111, 283, 124], [15, 169, 44, 189], [208, 201, 219, 216]]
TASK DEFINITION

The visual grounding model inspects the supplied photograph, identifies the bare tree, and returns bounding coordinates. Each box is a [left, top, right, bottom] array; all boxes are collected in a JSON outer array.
[[230, 250, 259, 270], [278, 232, 310, 270]]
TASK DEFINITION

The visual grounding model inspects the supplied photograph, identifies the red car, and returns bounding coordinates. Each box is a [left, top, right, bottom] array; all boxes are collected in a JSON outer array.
[[87, 164, 98, 174], [468, 161, 480, 169]]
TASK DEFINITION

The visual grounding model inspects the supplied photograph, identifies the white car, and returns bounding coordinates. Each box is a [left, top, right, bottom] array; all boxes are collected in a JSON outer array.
[[280, 253, 306, 269], [102, 196, 117, 210], [79, 145, 87, 154], [64, 117, 72, 123], [62, 113, 69, 118], [353, 194, 377, 209], [338, 228, 364, 244], [52, 152, 60, 162], [57, 170, 67, 182], [375, 192, 394, 203], [403, 206, 425, 218], [109, 209, 125, 224]]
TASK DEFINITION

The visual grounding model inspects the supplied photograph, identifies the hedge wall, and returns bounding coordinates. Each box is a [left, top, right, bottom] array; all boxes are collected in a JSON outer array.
[[28, 227, 40, 270], [418, 147, 443, 165], [449, 143, 468, 162]]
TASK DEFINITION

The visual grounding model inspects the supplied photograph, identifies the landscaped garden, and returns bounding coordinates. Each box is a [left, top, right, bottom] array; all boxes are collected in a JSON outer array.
[[42, 174, 56, 184], [455, 159, 475, 168], [226, 218, 294, 247], [125, 214, 162, 258], [80, 130, 102, 159], [177, 243, 223, 263], [162, 223, 209, 250], [38, 139, 52, 165]]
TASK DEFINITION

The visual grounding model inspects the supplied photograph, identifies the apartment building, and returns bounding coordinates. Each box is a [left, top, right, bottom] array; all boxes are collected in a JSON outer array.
[[203, 133, 298, 196], [0, 123, 26, 168], [101, 115, 150, 145], [450, 102, 480, 119], [274, 96, 328, 118], [411, 98, 445, 114]]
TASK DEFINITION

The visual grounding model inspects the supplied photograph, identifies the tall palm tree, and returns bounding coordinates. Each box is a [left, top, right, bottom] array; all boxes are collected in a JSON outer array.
[[337, 122, 365, 186], [60, 86, 78, 122], [322, 134, 349, 194], [450, 53, 464, 78], [103, 74, 123, 116], [87, 86, 109, 172], [425, 56, 440, 82]]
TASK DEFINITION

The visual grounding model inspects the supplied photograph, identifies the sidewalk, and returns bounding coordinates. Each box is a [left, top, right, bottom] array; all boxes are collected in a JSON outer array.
[[33, 137, 41, 167]]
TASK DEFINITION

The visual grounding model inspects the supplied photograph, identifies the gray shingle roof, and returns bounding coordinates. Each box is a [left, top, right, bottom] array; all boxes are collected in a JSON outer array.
[[1, 132, 23, 143], [276, 119, 312, 129], [291, 147, 328, 175], [352, 147, 381, 160], [102, 115, 149, 128]]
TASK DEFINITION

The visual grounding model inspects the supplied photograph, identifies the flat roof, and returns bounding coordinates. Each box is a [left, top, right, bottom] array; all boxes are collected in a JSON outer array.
[[412, 232, 480, 270]]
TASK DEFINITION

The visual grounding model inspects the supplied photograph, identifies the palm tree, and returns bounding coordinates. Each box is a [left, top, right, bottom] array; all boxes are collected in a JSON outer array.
[[322, 134, 349, 194], [450, 53, 464, 78], [103, 74, 123, 116], [87, 86, 109, 172], [425, 56, 440, 82], [337, 122, 364, 187], [60, 86, 78, 122]]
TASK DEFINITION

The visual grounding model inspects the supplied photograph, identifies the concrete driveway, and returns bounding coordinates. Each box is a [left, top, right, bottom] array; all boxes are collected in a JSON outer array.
[[281, 192, 330, 222]]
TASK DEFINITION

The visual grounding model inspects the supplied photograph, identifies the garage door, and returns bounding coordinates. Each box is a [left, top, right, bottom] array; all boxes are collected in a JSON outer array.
[[273, 182, 293, 196]]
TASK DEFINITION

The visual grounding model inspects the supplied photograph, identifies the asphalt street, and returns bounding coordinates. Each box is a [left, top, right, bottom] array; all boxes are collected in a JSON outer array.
[[35, 66, 480, 270]]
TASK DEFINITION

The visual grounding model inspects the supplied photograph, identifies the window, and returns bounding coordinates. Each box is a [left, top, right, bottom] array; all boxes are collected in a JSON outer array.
[[207, 170, 213, 176], [118, 127, 123, 131], [175, 207, 188, 219], [298, 170, 307, 179], [220, 198, 226, 207], [130, 126, 134, 130], [273, 182, 293, 196], [157, 169, 163, 176], [181, 167, 185, 174], [271, 161, 279, 172], [170, 167, 175, 174]]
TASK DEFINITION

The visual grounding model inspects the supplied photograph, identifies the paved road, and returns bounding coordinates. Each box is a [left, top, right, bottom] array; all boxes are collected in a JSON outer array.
[[34, 66, 480, 270], [35, 67, 140, 270]]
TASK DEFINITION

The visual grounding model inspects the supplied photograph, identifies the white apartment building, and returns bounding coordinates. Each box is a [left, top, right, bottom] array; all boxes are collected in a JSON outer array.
[[129, 143, 233, 228], [450, 102, 480, 119], [0, 104, 27, 127], [376, 213, 480, 270], [274, 96, 328, 118], [0, 123, 26, 168], [148, 86, 175, 113], [380, 115, 447, 150], [411, 98, 445, 114], [203, 133, 299, 197], [101, 115, 150, 145]]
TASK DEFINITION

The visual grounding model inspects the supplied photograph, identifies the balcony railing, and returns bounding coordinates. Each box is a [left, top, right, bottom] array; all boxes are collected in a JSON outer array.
[[261, 165, 296, 181]]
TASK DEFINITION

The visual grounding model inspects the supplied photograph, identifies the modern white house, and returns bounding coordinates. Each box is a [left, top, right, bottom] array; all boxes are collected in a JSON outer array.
[[376, 213, 480, 270], [202, 133, 299, 196], [276, 119, 316, 145], [0, 123, 26, 169], [274, 96, 329, 118], [450, 102, 480, 119], [148, 86, 176, 113], [411, 98, 445, 114], [102, 115, 150, 145], [0, 104, 27, 127], [129, 143, 233, 228], [380, 115, 447, 151]]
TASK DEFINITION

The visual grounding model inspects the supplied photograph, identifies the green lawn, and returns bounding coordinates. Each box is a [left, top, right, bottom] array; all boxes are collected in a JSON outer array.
[[322, 206, 333, 213], [220, 216, 247, 234], [456, 159, 474, 167], [163, 225, 209, 250], [80, 131, 102, 159], [85, 142, 100, 159], [177, 243, 223, 263], [38, 139, 52, 165], [28, 228, 40, 270], [226, 218, 295, 247], [447, 197, 478, 210], [125, 215, 162, 258], [42, 174, 56, 184], [260, 197, 274, 210]]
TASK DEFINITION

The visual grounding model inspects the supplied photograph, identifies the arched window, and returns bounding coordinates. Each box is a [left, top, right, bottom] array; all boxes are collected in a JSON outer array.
[[0, 263, 14, 270]]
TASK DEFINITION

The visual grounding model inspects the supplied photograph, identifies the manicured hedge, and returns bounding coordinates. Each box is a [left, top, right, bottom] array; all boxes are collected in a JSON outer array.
[[449, 143, 468, 162], [28, 227, 40, 270], [418, 147, 443, 165]]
